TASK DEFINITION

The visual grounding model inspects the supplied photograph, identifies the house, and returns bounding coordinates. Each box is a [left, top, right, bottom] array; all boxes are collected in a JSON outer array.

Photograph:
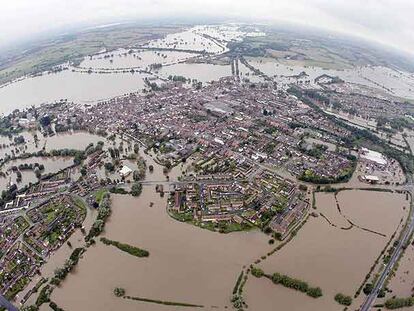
[[119, 165, 133, 177]]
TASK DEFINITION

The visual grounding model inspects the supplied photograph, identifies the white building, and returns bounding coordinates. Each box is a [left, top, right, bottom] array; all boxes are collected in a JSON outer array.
[[360, 148, 387, 166], [119, 165, 133, 177]]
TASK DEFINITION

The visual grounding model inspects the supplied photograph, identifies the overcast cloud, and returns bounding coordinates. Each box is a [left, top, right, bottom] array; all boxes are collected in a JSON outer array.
[[0, 0, 413, 54]]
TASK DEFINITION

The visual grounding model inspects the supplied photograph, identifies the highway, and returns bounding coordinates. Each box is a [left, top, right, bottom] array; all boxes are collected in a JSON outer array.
[[360, 187, 414, 311]]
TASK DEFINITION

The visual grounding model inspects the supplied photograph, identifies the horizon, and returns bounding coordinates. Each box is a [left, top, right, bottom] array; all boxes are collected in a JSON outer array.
[[1, 0, 413, 56]]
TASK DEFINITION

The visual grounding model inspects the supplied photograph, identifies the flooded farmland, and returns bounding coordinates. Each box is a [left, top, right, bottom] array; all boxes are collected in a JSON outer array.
[[0, 25, 264, 113], [50, 192, 269, 311], [388, 242, 414, 299], [1, 27, 413, 115], [0, 131, 104, 158], [247, 57, 414, 99], [0, 70, 151, 114], [0, 156, 73, 191], [0, 131, 105, 193], [79, 49, 196, 71], [158, 63, 231, 83], [244, 190, 408, 311]]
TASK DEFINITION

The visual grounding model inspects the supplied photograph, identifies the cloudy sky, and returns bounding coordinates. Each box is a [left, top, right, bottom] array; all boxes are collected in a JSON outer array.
[[1, 0, 413, 54]]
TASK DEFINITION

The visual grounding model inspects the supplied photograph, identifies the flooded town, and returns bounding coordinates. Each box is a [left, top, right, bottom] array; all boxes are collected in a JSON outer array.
[[1, 6, 414, 311]]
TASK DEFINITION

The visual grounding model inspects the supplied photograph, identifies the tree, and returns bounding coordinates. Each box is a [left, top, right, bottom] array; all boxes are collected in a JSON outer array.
[[133, 143, 139, 154], [334, 293, 352, 306], [16, 170, 22, 182], [131, 183, 142, 197], [104, 162, 115, 172], [251, 266, 264, 278], [34, 167, 41, 179], [39, 115, 51, 127], [363, 283, 373, 295], [133, 170, 144, 181], [114, 287, 125, 297]]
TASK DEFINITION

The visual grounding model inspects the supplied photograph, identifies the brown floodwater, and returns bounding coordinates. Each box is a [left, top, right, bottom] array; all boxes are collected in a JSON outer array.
[[0, 131, 103, 159], [50, 192, 269, 311], [18, 134, 409, 311], [388, 242, 414, 300], [0, 71, 151, 113], [337, 190, 408, 237], [22, 206, 98, 306], [0, 156, 73, 192], [158, 63, 231, 83], [244, 190, 407, 311]]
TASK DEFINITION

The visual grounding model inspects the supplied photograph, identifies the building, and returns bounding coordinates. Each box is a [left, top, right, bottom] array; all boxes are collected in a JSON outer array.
[[119, 165, 133, 177]]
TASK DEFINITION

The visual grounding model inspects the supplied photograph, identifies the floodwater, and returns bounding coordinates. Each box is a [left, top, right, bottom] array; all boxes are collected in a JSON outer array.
[[247, 57, 414, 99], [337, 190, 408, 237], [245, 190, 407, 311], [157, 63, 231, 83], [79, 49, 196, 71], [0, 24, 264, 113], [388, 242, 414, 304], [0, 131, 104, 159], [44, 143, 268, 311], [22, 206, 98, 306], [0, 156, 73, 192], [144, 29, 226, 54], [50, 191, 269, 311], [44, 131, 103, 151], [0, 70, 150, 113]]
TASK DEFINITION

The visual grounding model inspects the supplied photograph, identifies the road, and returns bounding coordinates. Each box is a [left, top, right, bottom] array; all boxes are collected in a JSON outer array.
[[0, 294, 18, 311], [360, 186, 414, 310]]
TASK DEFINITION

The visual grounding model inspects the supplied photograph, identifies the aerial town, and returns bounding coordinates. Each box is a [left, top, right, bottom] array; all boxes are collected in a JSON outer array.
[[0, 64, 411, 309], [0, 15, 413, 311]]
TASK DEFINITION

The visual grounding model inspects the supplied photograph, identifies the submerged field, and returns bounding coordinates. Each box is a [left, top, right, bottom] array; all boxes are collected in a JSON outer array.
[[244, 190, 408, 310], [49, 191, 270, 311]]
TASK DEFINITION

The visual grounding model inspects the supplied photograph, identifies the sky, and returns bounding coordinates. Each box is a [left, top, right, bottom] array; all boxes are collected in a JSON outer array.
[[0, 0, 413, 54]]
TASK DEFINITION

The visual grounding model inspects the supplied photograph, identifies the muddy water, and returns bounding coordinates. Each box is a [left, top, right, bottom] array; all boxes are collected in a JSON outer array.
[[337, 190, 408, 237], [23, 206, 98, 306], [0, 156, 73, 191], [50, 188, 269, 311], [44, 132, 104, 151], [315, 192, 349, 228], [247, 57, 414, 99], [0, 70, 150, 113], [388, 243, 414, 301], [245, 190, 406, 311], [158, 63, 231, 83], [0, 131, 104, 159], [80, 49, 195, 70]]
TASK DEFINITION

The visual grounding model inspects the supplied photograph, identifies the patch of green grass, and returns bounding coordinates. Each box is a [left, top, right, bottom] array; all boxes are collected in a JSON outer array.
[[95, 189, 108, 204]]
